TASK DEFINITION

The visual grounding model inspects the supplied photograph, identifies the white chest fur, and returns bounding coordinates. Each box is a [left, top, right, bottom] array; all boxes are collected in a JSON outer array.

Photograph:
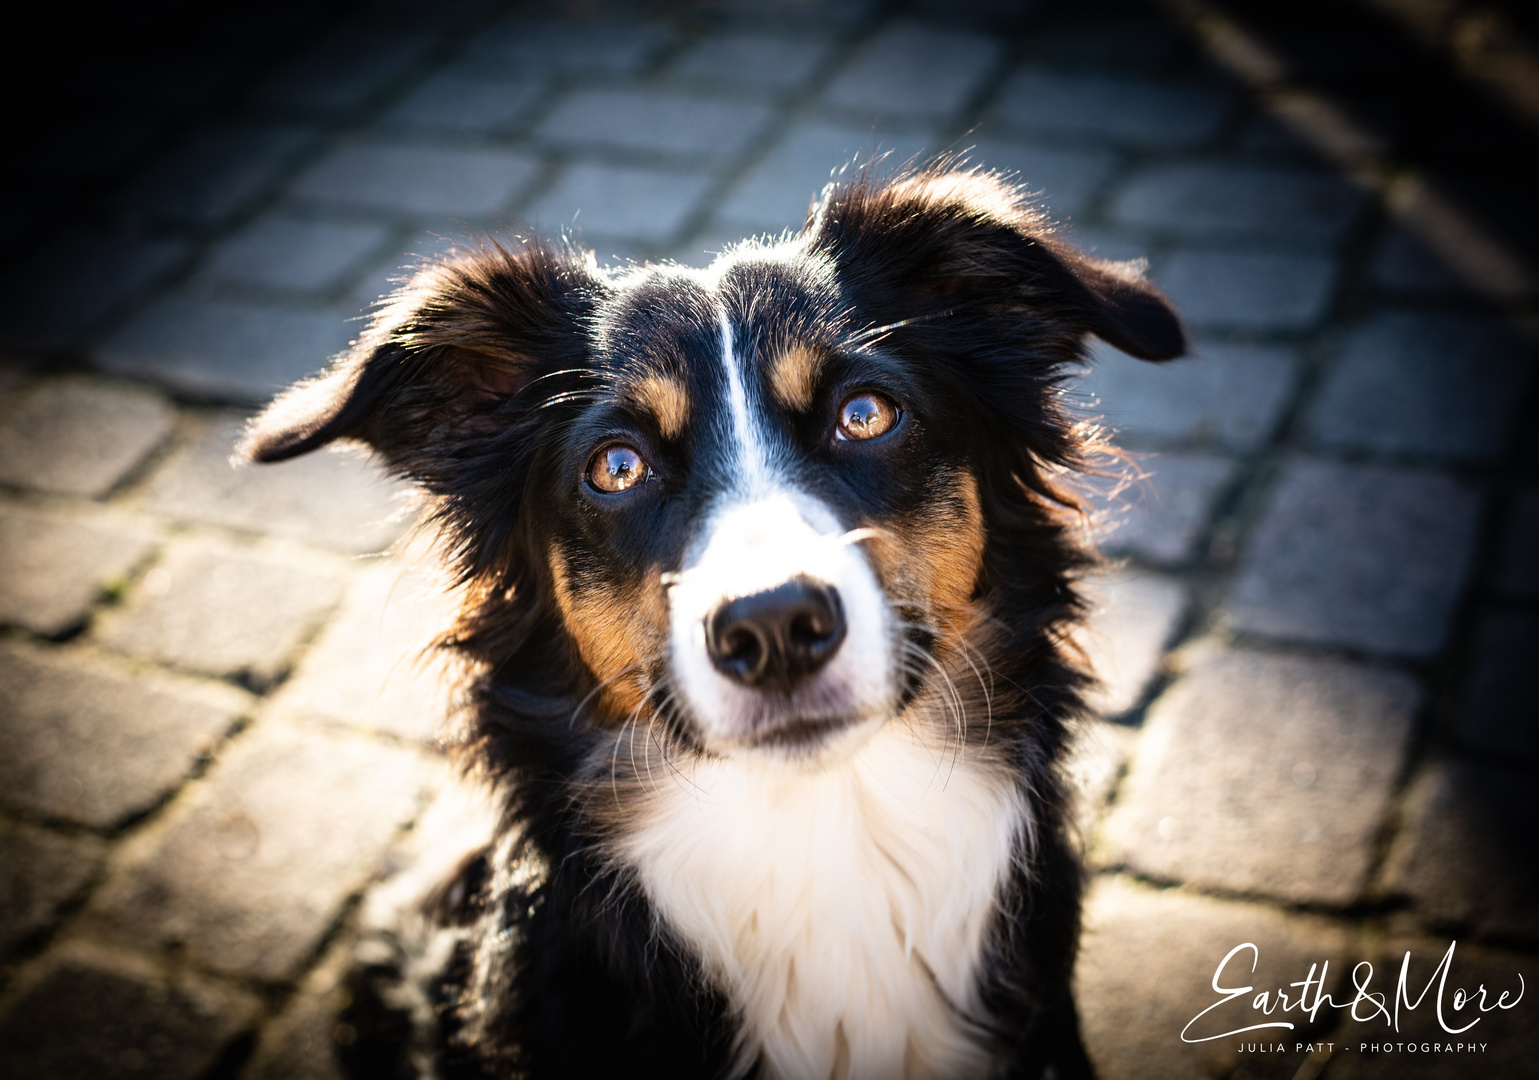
[[614, 724, 1028, 1080]]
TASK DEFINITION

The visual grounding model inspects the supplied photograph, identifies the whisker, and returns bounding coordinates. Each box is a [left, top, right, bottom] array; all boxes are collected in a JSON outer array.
[[609, 711, 637, 810], [570, 660, 649, 730], [839, 527, 882, 547], [538, 390, 606, 409], [633, 679, 679, 797], [846, 309, 954, 351], [627, 705, 654, 796], [900, 638, 968, 788], [648, 687, 708, 794], [936, 626, 995, 747], [890, 607, 1004, 780], [518, 367, 596, 396], [642, 713, 666, 796]]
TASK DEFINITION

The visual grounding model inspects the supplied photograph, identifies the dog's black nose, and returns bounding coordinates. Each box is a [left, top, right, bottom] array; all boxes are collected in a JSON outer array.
[[705, 577, 846, 693]]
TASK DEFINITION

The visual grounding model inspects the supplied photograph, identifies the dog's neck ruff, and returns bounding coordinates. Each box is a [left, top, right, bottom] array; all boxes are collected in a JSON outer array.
[[614, 722, 1027, 1080]]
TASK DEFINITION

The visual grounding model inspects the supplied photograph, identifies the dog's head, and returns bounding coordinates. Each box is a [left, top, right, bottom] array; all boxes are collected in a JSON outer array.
[[244, 168, 1182, 766]]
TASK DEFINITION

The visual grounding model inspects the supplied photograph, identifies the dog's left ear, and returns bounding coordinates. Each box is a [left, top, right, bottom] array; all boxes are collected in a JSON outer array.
[[239, 240, 601, 485], [806, 168, 1186, 362]]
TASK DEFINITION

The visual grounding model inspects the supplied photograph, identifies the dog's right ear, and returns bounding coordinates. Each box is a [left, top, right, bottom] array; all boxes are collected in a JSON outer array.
[[239, 240, 602, 485]]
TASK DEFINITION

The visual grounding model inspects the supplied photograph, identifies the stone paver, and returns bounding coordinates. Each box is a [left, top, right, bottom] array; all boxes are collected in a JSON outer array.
[[0, 941, 259, 1080], [383, 68, 542, 134], [199, 216, 394, 294], [1156, 248, 1339, 332], [95, 721, 440, 982], [243, 943, 350, 1080], [0, 506, 159, 637], [1227, 459, 1481, 657], [1084, 454, 1238, 566], [1306, 311, 1531, 463], [536, 88, 777, 162], [1458, 609, 1539, 759], [670, 31, 834, 93], [1076, 875, 1349, 1080], [990, 71, 1232, 149], [140, 412, 414, 554], [1102, 643, 1419, 905], [1065, 720, 1136, 842], [0, 821, 105, 958], [95, 535, 348, 687], [270, 556, 460, 741], [526, 163, 714, 247], [1075, 572, 1188, 717], [289, 141, 541, 218], [1381, 761, 1539, 941], [1080, 339, 1301, 451], [823, 22, 1002, 122], [1111, 162, 1364, 243], [715, 119, 936, 232], [99, 295, 357, 402], [462, 19, 669, 75], [0, 378, 176, 497], [0, 643, 247, 829]]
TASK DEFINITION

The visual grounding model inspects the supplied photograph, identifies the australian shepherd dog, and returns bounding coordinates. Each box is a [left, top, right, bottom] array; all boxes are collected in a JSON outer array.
[[242, 165, 1184, 1080]]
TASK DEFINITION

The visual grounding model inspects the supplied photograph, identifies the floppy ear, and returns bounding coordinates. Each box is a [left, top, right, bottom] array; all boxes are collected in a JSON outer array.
[[806, 167, 1186, 363], [239, 239, 602, 485]]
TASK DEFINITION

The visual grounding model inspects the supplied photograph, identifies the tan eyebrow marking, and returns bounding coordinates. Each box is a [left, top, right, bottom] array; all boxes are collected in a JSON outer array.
[[633, 373, 691, 439], [767, 343, 823, 412]]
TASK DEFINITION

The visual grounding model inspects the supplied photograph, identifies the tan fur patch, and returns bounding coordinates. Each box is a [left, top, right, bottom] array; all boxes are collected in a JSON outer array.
[[916, 471, 986, 617], [859, 468, 986, 622], [767, 344, 822, 412], [633, 374, 690, 439], [547, 544, 658, 721], [852, 470, 995, 753]]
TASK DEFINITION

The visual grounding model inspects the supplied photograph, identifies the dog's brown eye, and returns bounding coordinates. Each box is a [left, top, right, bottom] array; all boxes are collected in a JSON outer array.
[[588, 445, 650, 493], [836, 392, 900, 441]]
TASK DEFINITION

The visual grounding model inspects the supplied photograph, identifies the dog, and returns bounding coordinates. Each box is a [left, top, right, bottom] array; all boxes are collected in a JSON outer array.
[[242, 164, 1184, 1080]]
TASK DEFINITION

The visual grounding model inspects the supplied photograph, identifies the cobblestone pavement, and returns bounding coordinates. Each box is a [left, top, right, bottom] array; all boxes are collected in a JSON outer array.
[[2, 1, 1536, 1078]]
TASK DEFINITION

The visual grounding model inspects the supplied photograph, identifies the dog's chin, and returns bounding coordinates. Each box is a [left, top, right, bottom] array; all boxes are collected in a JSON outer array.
[[709, 709, 888, 765]]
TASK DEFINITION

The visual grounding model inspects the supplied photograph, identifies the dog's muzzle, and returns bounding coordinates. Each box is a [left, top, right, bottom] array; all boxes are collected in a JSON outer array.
[[704, 576, 846, 694]]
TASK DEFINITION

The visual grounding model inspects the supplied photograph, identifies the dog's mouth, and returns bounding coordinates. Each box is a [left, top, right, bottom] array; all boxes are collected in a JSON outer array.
[[746, 713, 859, 751], [698, 691, 885, 757]]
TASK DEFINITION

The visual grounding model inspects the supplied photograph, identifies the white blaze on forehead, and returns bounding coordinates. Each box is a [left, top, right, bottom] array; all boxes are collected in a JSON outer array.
[[718, 311, 776, 496]]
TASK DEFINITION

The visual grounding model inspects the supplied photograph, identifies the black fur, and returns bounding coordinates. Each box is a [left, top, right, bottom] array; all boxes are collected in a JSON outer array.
[[244, 165, 1184, 1080]]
